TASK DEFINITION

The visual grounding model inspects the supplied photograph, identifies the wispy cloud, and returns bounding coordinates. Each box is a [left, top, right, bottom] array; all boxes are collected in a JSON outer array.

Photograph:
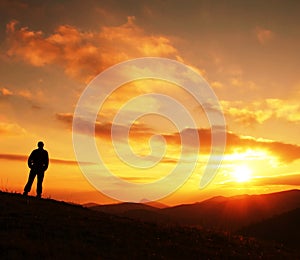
[[252, 173, 300, 186], [0, 122, 26, 136], [0, 153, 94, 165], [56, 112, 154, 140], [255, 26, 274, 45], [216, 173, 300, 187], [221, 99, 300, 125], [0, 87, 13, 96], [0, 85, 44, 103]]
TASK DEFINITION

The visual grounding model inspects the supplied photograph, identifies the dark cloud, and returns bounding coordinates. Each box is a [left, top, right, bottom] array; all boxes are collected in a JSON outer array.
[[57, 112, 300, 163], [0, 153, 94, 165], [56, 112, 155, 140]]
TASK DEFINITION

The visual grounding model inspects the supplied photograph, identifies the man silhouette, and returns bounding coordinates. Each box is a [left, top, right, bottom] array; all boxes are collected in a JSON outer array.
[[23, 141, 49, 198]]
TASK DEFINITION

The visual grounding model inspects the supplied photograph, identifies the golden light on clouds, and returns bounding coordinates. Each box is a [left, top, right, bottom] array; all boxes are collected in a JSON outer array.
[[5, 17, 181, 83]]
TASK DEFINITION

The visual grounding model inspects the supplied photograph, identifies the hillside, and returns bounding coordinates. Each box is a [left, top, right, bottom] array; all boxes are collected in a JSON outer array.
[[161, 189, 300, 231], [1, 191, 298, 259], [240, 207, 300, 249], [88, 202, 159, 214], [90, 190, 300, 232], [89, 202, 170, 224]]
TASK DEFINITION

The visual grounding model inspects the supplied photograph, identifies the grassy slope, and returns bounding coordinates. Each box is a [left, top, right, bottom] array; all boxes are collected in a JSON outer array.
[[0, 192, 298, 259], [240, 208, 300, 249]]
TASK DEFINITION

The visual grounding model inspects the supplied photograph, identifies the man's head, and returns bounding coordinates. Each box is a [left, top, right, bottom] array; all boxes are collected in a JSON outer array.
[[38, 141, 44, 149]]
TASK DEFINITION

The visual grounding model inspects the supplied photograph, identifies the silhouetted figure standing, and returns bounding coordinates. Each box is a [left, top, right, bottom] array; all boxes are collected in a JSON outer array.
[[23, 141, 49, 198]]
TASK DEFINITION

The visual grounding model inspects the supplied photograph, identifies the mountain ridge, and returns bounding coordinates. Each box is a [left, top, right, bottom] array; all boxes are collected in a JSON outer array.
[[89, 189, 300, 232]]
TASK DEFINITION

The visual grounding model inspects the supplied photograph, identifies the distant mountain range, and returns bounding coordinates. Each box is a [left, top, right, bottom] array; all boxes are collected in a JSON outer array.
[[87, 189, 300, 248]]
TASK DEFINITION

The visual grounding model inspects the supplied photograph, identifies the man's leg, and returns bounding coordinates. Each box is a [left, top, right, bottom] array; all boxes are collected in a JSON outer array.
[[23, 170, 36, 195], [36, 171, 45, 198]]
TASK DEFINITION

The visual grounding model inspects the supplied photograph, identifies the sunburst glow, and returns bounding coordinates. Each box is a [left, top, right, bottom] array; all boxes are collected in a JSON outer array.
[[231, 165, 252, 183]]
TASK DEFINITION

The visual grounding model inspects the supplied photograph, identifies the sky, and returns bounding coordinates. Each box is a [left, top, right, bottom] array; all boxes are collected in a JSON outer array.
[[0, 0, 300, 205]]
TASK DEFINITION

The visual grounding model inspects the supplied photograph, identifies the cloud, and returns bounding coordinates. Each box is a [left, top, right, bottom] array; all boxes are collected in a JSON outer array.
[[0, 86, 46, 114], [57, 112, 300, 163], [0, 85, 44, 102], [6, 17, 181, 82], [210, 81, 223, 89], [0, 154, 26, 161], [266, 99, 300, 123], [118, 176, 158, 182], [221, 99, 300, 125], [217, 173, 300, 188], [56, 112, 155, 140], [0, 122, 26, 136], [165, 128, 300, 163], [221, 104, 271, 125], [56, 113, 73, 124], [252, 173, 300, 186], [229, 77, 257, 90], [0, 87, 13, 96], [224, 132, 300, 163], [0, 153, 93, 165], [255, 26, 274, 45]]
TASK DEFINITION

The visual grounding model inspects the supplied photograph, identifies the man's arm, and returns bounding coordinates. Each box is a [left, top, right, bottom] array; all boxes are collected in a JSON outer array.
[[43, 151, 49, 171], [27, 151, 34, 168]]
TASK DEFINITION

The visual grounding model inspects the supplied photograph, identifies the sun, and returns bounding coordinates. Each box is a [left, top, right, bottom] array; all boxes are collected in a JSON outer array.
[[231, 165, 252, 183]]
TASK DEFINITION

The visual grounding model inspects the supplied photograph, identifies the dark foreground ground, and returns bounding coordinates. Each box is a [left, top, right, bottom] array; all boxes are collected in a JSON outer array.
[[0, 191, 299, 259]]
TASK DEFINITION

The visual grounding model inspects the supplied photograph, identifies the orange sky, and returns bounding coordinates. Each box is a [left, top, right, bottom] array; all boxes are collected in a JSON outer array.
[[0, 0, 300, 205]]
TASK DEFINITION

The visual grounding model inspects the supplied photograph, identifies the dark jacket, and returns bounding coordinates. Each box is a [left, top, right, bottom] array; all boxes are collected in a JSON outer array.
[[28, 148, 49, 171]]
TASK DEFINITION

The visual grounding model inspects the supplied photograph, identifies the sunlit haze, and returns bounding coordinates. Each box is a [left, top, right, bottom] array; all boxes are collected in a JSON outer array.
[[0, 1, 300, 205]]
